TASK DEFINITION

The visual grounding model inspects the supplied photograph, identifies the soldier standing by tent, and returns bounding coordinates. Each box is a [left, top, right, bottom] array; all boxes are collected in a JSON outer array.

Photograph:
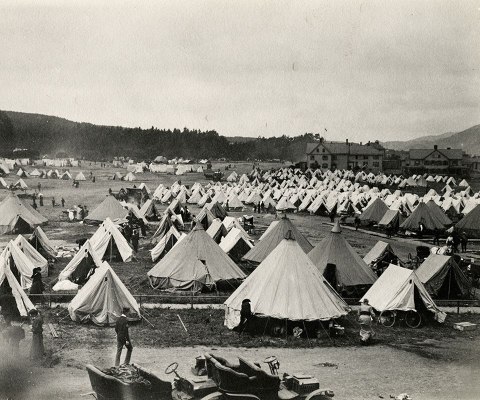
[[37, 182, 41, 191], [30, 267, 45, 303], [115, 307, 133, 366], [131, 229, 139, 252], [61, 197, 65, 207], [29, 309, 44, 361], [39, 193, 44, 206], [51, 197, 56, 207], [235, 299, 252, 334]]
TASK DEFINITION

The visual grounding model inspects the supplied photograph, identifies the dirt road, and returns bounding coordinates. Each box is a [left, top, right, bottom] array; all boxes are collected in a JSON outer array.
[[2, 337, 479, 400]]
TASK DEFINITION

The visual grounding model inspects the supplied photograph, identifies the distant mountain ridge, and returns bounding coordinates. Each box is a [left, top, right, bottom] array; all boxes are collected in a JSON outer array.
[[382, 125, 480, 155]]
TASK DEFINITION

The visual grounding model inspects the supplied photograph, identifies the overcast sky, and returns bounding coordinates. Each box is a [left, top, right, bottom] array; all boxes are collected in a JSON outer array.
[[1, 0, 479, 142]]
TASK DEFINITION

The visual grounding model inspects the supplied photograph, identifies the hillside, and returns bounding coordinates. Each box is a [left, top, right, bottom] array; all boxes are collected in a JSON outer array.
[[0, 110, 311, 162], [383, 125, 480, 154]]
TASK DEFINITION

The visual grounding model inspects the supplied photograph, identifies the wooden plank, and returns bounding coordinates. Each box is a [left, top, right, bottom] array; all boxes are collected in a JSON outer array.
[[48, 323, 59, 338]]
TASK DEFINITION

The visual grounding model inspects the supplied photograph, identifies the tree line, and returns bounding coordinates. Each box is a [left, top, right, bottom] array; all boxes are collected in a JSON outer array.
[[0, 110, 317, 162]]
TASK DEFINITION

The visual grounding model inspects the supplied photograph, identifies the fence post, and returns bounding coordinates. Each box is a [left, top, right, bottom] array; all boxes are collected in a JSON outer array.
[[457, 301, 460, 315]]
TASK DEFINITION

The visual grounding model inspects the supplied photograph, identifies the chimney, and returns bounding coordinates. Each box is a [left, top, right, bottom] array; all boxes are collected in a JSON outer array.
[[360, 141, 362, 145], [346, 139, 349, 145], [434, 145, 438, 150]]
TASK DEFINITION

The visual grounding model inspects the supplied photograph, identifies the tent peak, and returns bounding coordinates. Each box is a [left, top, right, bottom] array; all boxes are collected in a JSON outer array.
[[331, 221, 341, 233], [284, 229, 295, 241]]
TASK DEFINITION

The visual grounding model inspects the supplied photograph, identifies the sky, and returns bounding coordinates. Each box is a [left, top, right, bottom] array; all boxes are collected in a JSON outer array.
[[0, 0, 479, 142]]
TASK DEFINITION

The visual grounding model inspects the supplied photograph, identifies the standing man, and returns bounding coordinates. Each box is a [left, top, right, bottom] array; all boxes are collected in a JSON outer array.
[[29, 309, 44, 361], [61, 197, 65, 207], [115, 307, 133, 366], [460, 231, 468, 253], [131, 229, 139, 252]]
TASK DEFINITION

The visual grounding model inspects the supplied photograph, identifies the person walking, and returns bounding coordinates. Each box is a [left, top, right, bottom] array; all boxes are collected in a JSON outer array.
[[115, 307, 133, 366], [61, 197, 65, 207], [29, 267, 45, 304], [39, 193, 44, 206], [51, 197, 56, 207], [29, 309, 44, 361]]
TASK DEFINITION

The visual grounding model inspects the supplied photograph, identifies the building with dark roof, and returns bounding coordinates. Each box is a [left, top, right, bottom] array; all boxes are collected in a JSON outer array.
[[306, 140, 384, 171], [403, 145, 465, 175]]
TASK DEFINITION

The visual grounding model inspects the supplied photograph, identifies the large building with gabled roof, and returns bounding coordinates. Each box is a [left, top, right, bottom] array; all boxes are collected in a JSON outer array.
[[403, 145, 465, 175], [306, 139, 384, 171]]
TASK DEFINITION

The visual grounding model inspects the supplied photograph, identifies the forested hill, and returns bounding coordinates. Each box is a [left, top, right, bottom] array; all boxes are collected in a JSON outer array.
[[0, 110, 312, 162]]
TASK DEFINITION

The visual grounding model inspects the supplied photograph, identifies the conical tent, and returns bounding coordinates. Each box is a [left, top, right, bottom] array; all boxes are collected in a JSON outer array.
[[0, 264, 36, 317], [13, 235, 48, 277], [416, 254, 471, 299], [360, 264, 446, 322], [206, 202, 228, 220], [0, 193, 47, 234], [58, 240, 104, 284], [84, 195, 129, 225], [75, 171, 87, 181], [426, 201, 452, 227], [308, 222, 377, 291], [219, 227, 253, 261], [68, 262, 140, 326], [28, 226, 57, 259], [89, 218, 133, 262], [455, 204, 480, 238], [359, 198, 389, 224], [139, 199, 160, 220], [148, 224, 246, 291], [224, 237, 349, 329], [243, 216, 313, 264], [400, 202, 451, 232]]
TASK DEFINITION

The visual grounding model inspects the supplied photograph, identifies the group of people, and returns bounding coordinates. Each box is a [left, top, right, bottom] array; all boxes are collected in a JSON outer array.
[[446, 230, 469, 253]]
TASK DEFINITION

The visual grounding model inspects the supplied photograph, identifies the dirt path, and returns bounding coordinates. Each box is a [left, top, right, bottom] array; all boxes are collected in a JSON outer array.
[[3, 338, 478, 400]]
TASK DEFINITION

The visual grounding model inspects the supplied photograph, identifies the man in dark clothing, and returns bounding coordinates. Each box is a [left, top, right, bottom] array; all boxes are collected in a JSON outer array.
[[61, 198, 65, 207], [452, 231, 460, 253], [30, 309, 44, 361], [138, 219, 146, 237], [460, 231, 468, 252], [131, 229, 139, 252], [236, 299, 252, 334], [115, 307, 133, 366], [39, 193, 44, 206], [51, 197, 56, 207], [32, 199, 37, 210], [123, 224, 132, 243], [30, 267, 45, 303]]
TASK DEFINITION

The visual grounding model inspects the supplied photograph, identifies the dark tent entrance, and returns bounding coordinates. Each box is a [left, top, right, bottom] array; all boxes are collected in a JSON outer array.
[[13, 217, 33, 234], [70, 254, 98, 285]]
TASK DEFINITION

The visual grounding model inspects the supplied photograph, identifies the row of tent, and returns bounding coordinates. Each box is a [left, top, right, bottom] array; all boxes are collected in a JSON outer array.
[[149, 175, 480, 236], [13, 168, 87, 181]]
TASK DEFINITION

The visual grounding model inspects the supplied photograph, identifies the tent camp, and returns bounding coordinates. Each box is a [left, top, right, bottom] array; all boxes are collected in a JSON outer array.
[[224, 235, 349, 329], [68, 262, 141, 326], [308, 222, 377, 294], [139, 199, 161, 221], [150, 225, 186, 262], [89, 218, 133, 262], [0, 193, 48, 234], [360, 264, 446, 323], [455, 204, 480, 238], [58, 240, 104, 285], [416, 254, 471, 299], [400, 202, 451, 232], [359, 198, 389, 224], [84, 195, 129, 225], [243, 216, 313, 265], [13, 235, 48, 277], [13, 179, 28, 190], [28, 227, 57, 259], [147, 224, 246, 291]]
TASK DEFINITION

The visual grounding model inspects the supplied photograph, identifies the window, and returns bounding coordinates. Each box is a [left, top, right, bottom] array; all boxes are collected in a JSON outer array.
[[322, 163, 328, 169], [310, 155, 315, 160], [322, 155, 328, 160], [322, 148, 326, 153], [373, 162, 380, 167], [373, 155, 379, 160], [332, 155, 337, 161], [363, 155, 368, 160]]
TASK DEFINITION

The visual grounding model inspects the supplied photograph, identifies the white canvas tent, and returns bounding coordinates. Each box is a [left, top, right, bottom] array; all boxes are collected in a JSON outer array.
[[89, 218, 133, 262], [28, 226, 57, 259], [68, 262, 141, 326], [0, 241, 37, 289], [224, 236, 349, 329], [58, 240, 104, 284], [13, 235, 48, 277], [361, 264, 446, 322], [0, 263, 36, 316]]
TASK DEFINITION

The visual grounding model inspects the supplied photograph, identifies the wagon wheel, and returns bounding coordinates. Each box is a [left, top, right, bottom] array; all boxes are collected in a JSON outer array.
[[165, 362, 179, 375], [405, 310, 422, 328], [379, 310, 396, 328], [305, 389, 335, 400]]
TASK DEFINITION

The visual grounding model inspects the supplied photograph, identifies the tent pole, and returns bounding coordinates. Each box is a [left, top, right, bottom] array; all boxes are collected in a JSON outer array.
[[110, 235, 113, 262], [447, 268, 452, 300]]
